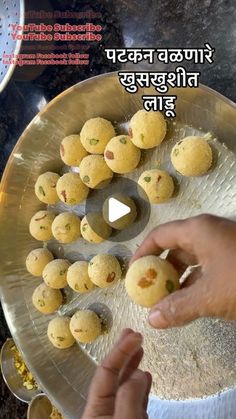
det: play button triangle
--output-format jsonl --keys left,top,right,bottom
{"left": 108, "top": 197, "right": 131, "bottom": 222}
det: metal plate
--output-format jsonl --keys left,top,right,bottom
{"left": 0, "top": 73, "right": 236, "bottom": 418}
{"left": 0, "top": 0, "right": 24, "bottom": 92}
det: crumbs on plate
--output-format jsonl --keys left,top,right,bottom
{"left": 50, "top": 406, "right": 65, "bottom": 419}
{"left": 11, "top": 344, "right": 38, "bottom": 390}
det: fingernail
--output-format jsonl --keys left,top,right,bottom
{"left": 133, "top": 332, "right": 143, "bottom": 343}
{"left": 149, "top": 310, "right": 169, "bottom": 328}
{"left": 134, "top": 331, "right": 143, "bottom": 339}
{"left": 144, "top": 371, "right": 152, "bottom": 381}
{"left": 132, "top": 369, "right": 145, "bottom": 380}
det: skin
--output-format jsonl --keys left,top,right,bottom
{"left": 82, "top": 329, "right": 152, "bottom": 419}
{"left": 131, "top": 214, "right": 236, "bottom": 328}
{"left": 83, "top": 215, "right": 236, "bottom": 417}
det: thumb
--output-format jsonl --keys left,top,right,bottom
{"left": 114, "top": 370, "right": 148, "bottom": 419}
{"left": 149, "top": 280, "right": 207, "bottom": 328}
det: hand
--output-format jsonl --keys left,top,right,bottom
{"left": 131, "top": 214, "right": 236, "bottom": 328}
{"left": 82, "top": 329, "right": 152, "bottom": 419}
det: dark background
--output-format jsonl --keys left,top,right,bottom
{"left": 1, "top": 0, "right": 236, "bottom": 417}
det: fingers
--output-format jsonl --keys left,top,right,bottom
{"left": 181, "top": 267, "right": 202, "bottom": 288}
{"left": 167, "top": 249, "right": 197, "bottom": 276}
{"left": 119, "top": 347, "right": 144, "bottom": 385}
{"left": 131, "top": 219, "right": 195, "bottom": 264}
{"left": 131, "top": 231, "right": 163, "bottom": 264}
{"left": 114, "top": 369, "right": 149, "bottom": 419}
{"left": 148, "top": 279, "right": 208, "bottom": 328}
{"left": 119, "top": 349, "right": 152, "bottom": 411}
{"left": 118, "top": 328, "right": 134, "bottom": 340}
{"left": 101, "top": 330, "right": 143, "bottom": 377}
{"left": 88, "top": 330, "right": 142, "bottom": 401}
{"left": 143, "top": 371, "right": 152, "bottom": 411}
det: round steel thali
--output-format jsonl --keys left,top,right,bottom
{"left": 0, "top": 73, "right": 236, "bottom": 418}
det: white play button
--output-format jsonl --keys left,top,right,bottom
{"left": 86, "top": 179, "right": 150, "bottom": 241}
{"left": 108, "top": 197, "right": 131, "bottom": 222}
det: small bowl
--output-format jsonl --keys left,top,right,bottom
{"left": 0, "top": 338, "right": 42, "bottom": 403}
{"left": 27, "top": 394, "right": 53, "bottom": 419}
